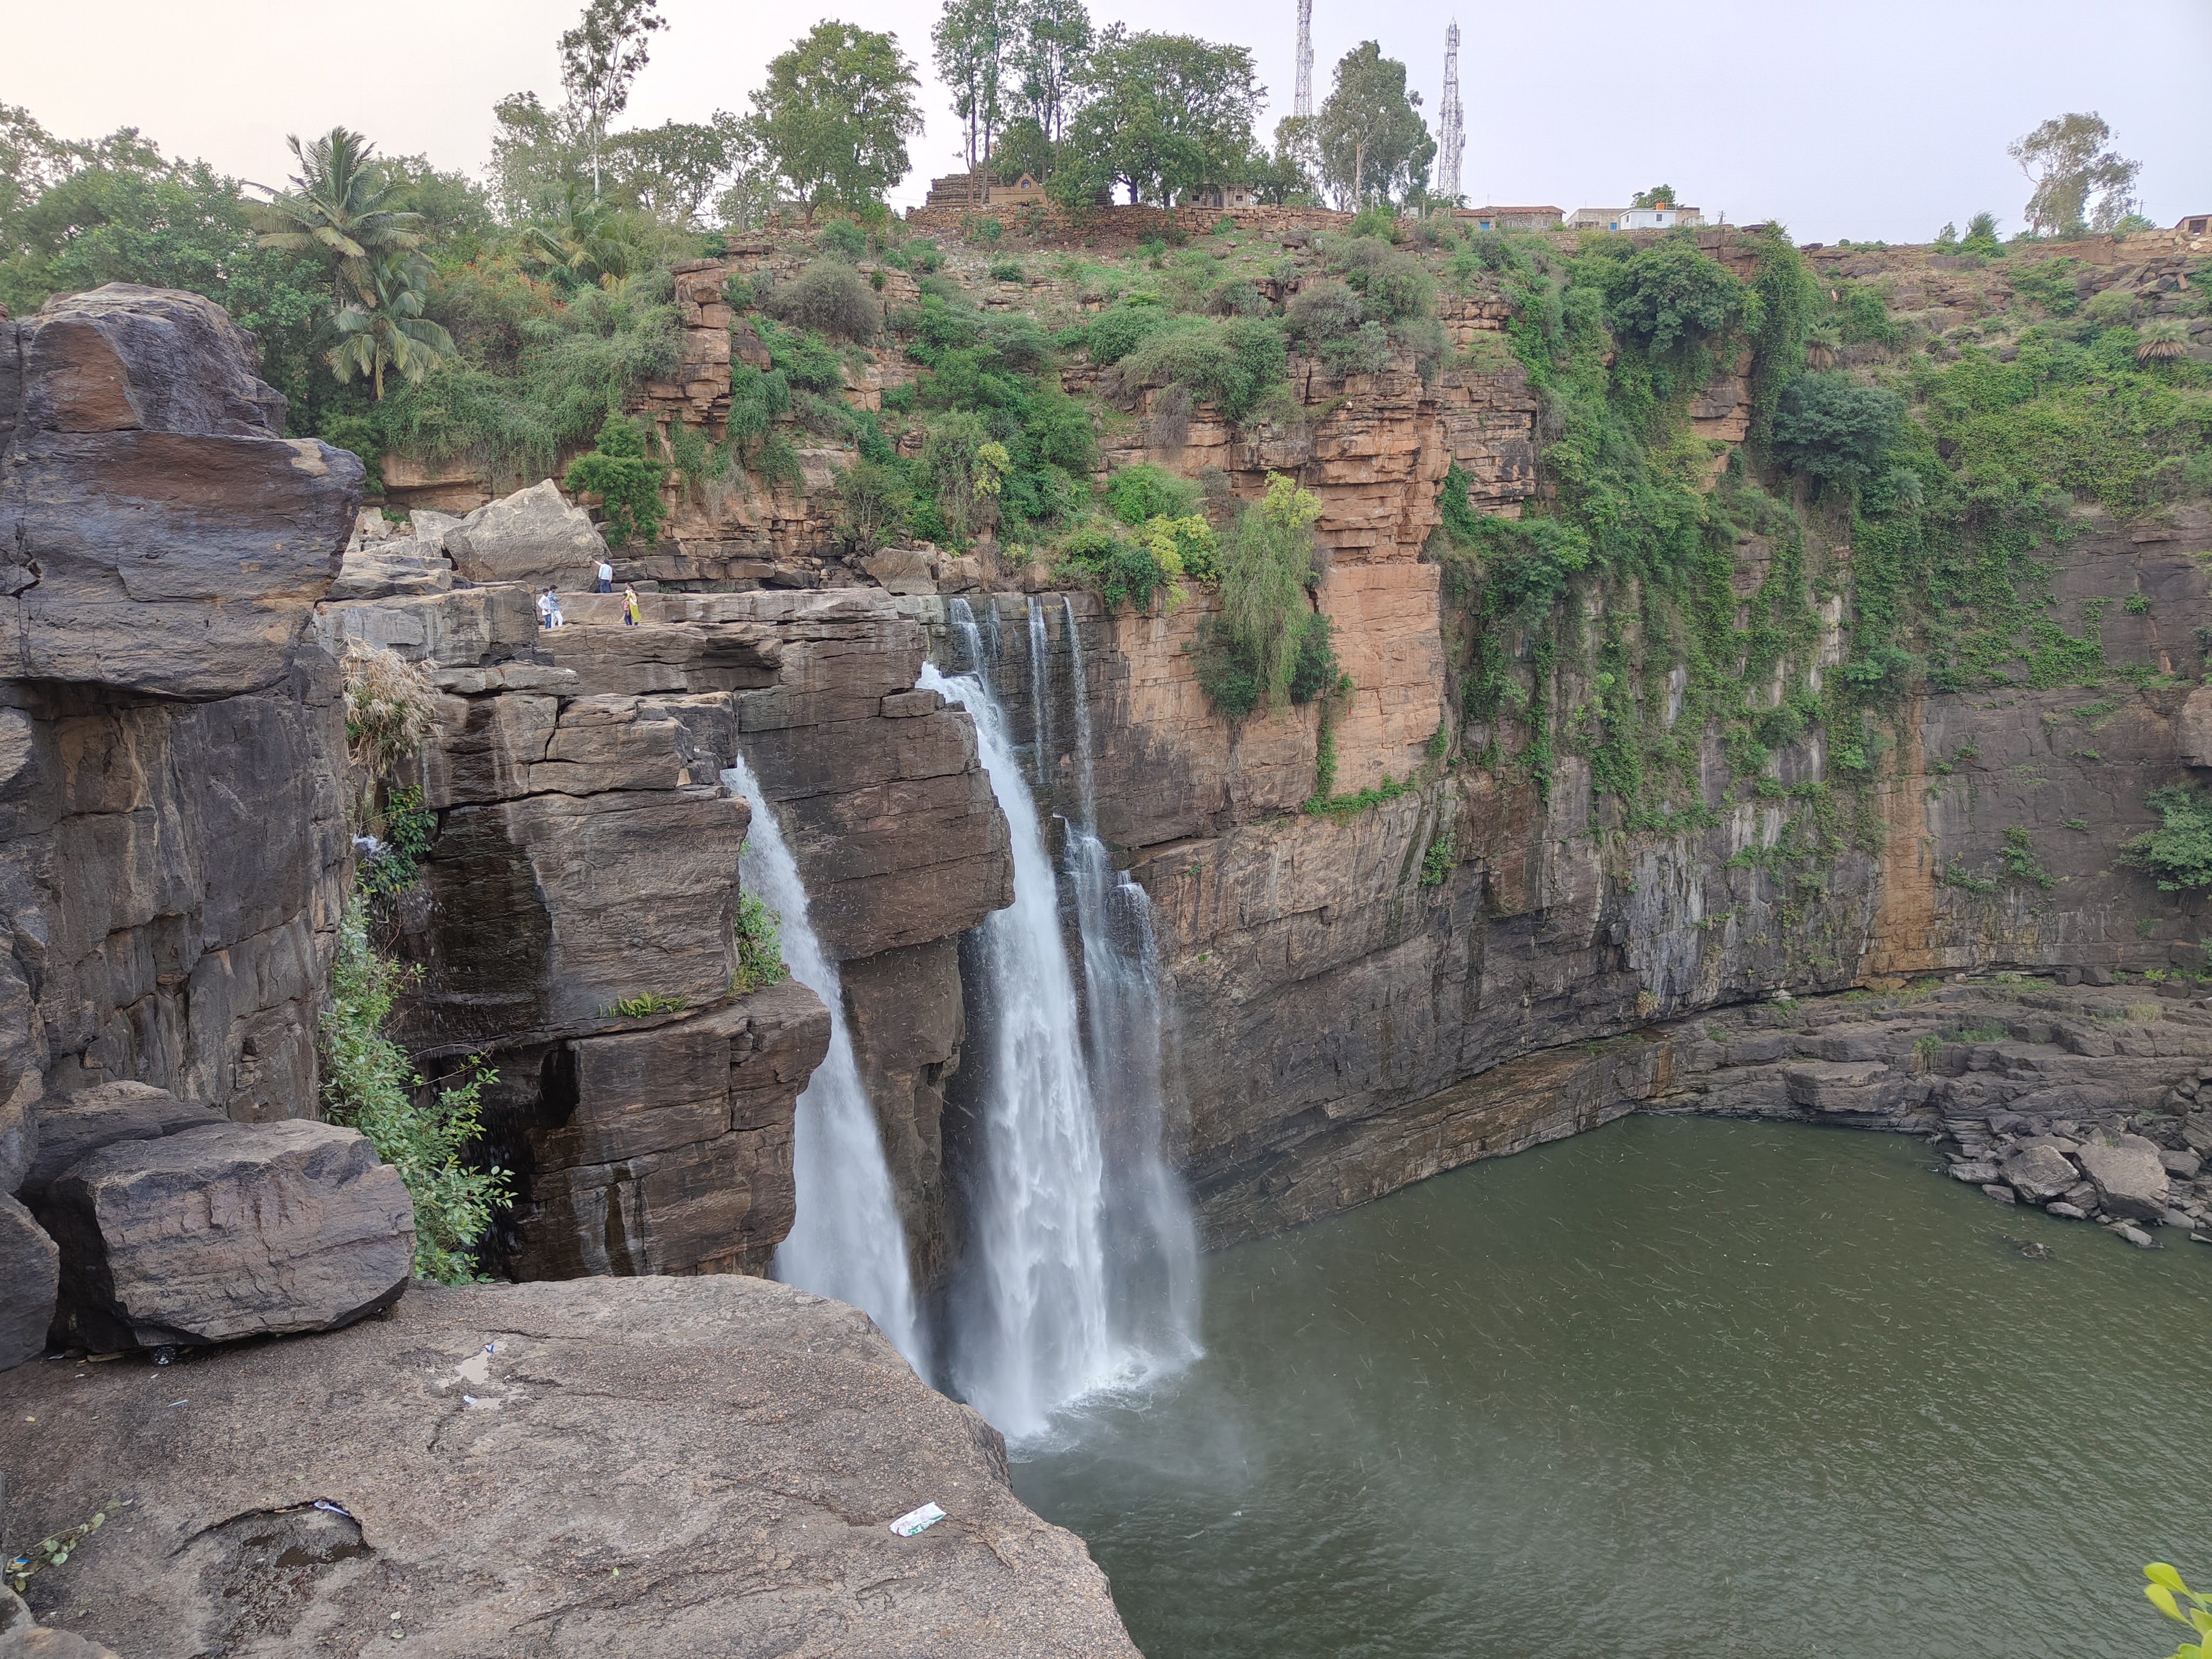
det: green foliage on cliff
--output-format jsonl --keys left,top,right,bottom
{"left": 323, "top": 899, "right": 510, "bottom": 1285}
{"left": 732, "top": 893, "right": 790, "bottom": 994}
{"left": 563, "top": 412, "right": 668, "bottom": 547}
{"left": 2120, "top": 787, "right": 2212, "bottom": 892}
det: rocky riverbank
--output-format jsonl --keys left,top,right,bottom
{"left": 0, "top": 1277, "right": 1137, "bottom": 1658}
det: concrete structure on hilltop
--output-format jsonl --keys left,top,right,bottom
{"left": 1461, "top": 205, "right": 1563, "bottom": 230}
{"left": 1436, "top": 23, "right": 1465, "bottom": 203}
{"left": 1569, "top": 204, "right": 1707, "bottom": 230}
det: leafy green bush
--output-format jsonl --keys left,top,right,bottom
{"left": 1320, "top": 321, "right": 1393, "bottom": 376}
{"left": 1194, "top": 618, "right": 1263, "bottom": 717}
{"left": 988, "top": 257, "right": 1027, "bottom": 283}
{"left": 1219, "top": 473, "right": 1321, "bottom": 709}
{"left": 563, "top": 413, "right": 667, "bottom": 547}
{"left": 721, "top": 273, "right": 756, "bottom": 310}
{"left": 1106, "top": 463, "right": 1202, "bottom": 524}
{"left": 1770, "top": 373, "right": 1904, "bottom": 485}
{"left": 1056, "top": 520, "right": 1174, "bottom": 611}
{"left": 817, "top": 219, "right": 868, "bottom": 259}
{"left": 1287, "top": 612, "right": 1341, "bottom": 703}
{"left": 1084, "top": 300, "right": 1176, "bottom": 363}
{"left": 757, "top": 318, "right": 845, "bottom": 392}
{"left": 2010, "top": 257, "right": 2083, "bottom": 318}
{"left": 322, "top": 899, "right": 509, "bottom": 1284}
{"left": 1120, "top": 315, "right": 1287, "bottom": 422}
{"left": 835, "top": 460, "right": 912, "bottom": 552}
{"left": 732, "top": 893, "right": 788, "bottom": 994}
{"left": 358, "top": 785, "right": 436, "bottom": 899}
{"left": 1287, "top": 279, "right": 1363, "bottom": 345}
{"left": 907, "top": 237, "right": 945, "bottom": 273}
{"left": 1420, "top": 833, "right": 1456, "bottom": 886}
{"left": 1609, "top": 241, "right": 1761, "bottom": 354}
{"left": 1833, "top": 280, "right": 1899, "bottom": 346}
{"left": 763, "top": 259, "right": 881, "bottom": 341}
{"left": 2121, "top": 786, "right": 2212, "bottom": 890}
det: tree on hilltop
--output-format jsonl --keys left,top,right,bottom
{"left": 1315, "top": 42, "right": 1432, "bottom": 209}
{"left": 247, "top": 127, "right": 424, "bottom": 311}
{"left": 2009, "top": 112, "right": 2140, "bottom": 236}
{"left": 1052, "top": 28, "right": 1262, "bottom": 207}
{"left": 753, "top": 22, "right": 923, "bottom": 220}
{"left": 558, "top": 0, "right": 668, "bottom": 200}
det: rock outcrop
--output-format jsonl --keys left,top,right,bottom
{"left": 442, "top": 478, "right": 609, "bottom": 589}
{"left": 0, "top": 1276, "right": 1141, "bottom": 1657}
{"left": 41, "top": 1119, "right": 414, "bottom": 1352}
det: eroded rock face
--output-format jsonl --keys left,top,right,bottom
{"left": 42, "top": 1120, "right": 415, "bottom": 1351}
{"left": 0, "top": 285, "right": 355, "bottom": 1193}
{"left": 0, "top": 1276, "right": 1141, "bottom": 1658}
{"left": 442, "top": 478, "right": 608, "bottom": 589}
{"left": 0, "top": 1196, "right": 58, "bottom": 1368}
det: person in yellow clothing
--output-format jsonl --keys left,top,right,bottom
{"left": 622, "top": 584, "right": 642, "bottom": 627}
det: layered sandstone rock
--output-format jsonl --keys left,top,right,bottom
{"left": 0, "top": 1276, "right": 1141, "bottom": 1657}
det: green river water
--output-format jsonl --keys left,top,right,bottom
{"left": 1012, "top": 1115, "right": 2212, "bottom": 1658}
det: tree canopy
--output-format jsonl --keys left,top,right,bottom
{"left": 1054, "top": 28, "right": 1263, "bottom": 206}
{"left": 558, "top": 0, "right": 668, "bottom": 199}
{"left": 2009, "top": 112, "right": 2140, "bottom": 236}
{"left": 1314, "top": 42, "right": 1432, "bottom": 208}
{"left": 752, "top": 22, "right": 923, "bottom": 219}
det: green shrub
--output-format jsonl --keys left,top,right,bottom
{"left": 1287, "top": 279, "right": 1363, "bottom": 344}
{"left": 320, "top": 413, "right": 385, "bottom": 490}
{"left": 1287, "top": 612, "right": 1340, "bottom": 703}
{"left": 1346, "top": 204, "right": 1398, "bottom": 241}
{"left": 1610, "top": 240, "right": 1761, "bottom": 353}
{"left": 2011, "top": 257, "right": 2084, "bottom": 318}
{"left": 721, "top": 273, "right": 756, "bottom": 310}
{"left": 1220, "top": 473, "right": 1321, "bottom": 709}
{"left": 1770, "top": 373, "right": 1904, "bottom": 485}
{"left": 358, "top": 784, "right": 436, "bottom": 899}
{"left": 1320, "top": 321, "right": 1392, "bottom": 376}
{"left": 1194, "top": 617, "right": 1263, "bottom": 717}
{"left": 835, "top": 460, "right": 912, "bottom": 552}
{"left": 1084, "top": 301, "right": 1176, "bottom": 364}
{"left": 757, "top": 318, "right": 845, "bottom": 392}
{"left": 322, "top": 898, "right": 509, "bottom": 1284}
{"left": 1120, "top": 315, "right": 1287, "bottom": 422}
{"left": 1136, "top": 512, "right": 1219, "bottom": 584}
{"left": 1421, "top": 833, "right": 1456, "bottom": 886}
{"left": 907, "top": 237, "right": 945, "bottom": 273}
{"left": 601, "top": 992, "right": 691, "bottom": 1018}
{"left": 1106, "top": 463, "right": 1202, "bottom": 524}
{"left": 2000, "top": 824, "right": 2055, "bottom": 888}
{"left": 563, "top": 413, "right": 667, "bottom": 548}
{"left": 763, "top": 259, "right": 881, "bottom": 341}
{"left": 818, "top": 219, "right": 868, "bottom": 259}
{"left": 1833, "top": 280, "right": 1899, "bottom": 346}
{"left": 732, "top": 893, "right": 788, "bottom": 994}
{"left": 2120, "top": 786, "right": 2212, "bottom": 890}
{"left": 988, "top": 257, "right": 1027, "bottom": 283}
{"left": 1056, "top": 519, "right": 1174, "bottom": 611}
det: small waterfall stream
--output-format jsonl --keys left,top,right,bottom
{"left": 721, "top": 754, "right": 923, "bottom": 1370}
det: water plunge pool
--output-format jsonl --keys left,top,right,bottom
{"left": 1013, "top": 1115, "right": 2212, "bottom": 1658}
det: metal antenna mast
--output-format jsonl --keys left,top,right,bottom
{"left": 1437, "top": 21, "right": 1465, "bottom": 203}
{"left": 1294, "top": 0, "right": 1314, "bottom": 119}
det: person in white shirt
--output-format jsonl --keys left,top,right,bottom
{"left": 536, "top": 588, "right": 553, "bottom": 628}
{"left": 596, "top": 558, "right": 613, "bottom": 592}
{"left": 547, "top": 588, "right": 565, "bottom": 628}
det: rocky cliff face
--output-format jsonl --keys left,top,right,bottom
{"left": 0, "top": 285, "right": 360, "bottom": 1137}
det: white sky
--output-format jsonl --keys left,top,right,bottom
{"left": 3, "top": 0, "right": 2207, "bottom": 242}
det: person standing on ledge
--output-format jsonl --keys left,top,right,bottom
{"left": 596, "top": 556, "right": 613, "bottom": 593}
{"left": 623, "top": 584, "right": 642, "bottom": 626}
{"left": 546, "top": 588, "right": 565, "bottom": 629}
{"left": 536, "top": 586, "right": 553, "bottom": 629}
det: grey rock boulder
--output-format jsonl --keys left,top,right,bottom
{"left": 864, "top": 547, "right": 939, "bottom": 596}
{"left": 442, "top": 478, "right": 609, "bottom": 588}
{"left": 408, "top": 507, "right": 464, "bottom": 552}
{"left": 2075, "top": 1133, "right": 2170, "bottom": 1222}
{"left": 325, "top": 541, "right": 455, "bottom": 602}
{"left": 2000, "top": 1141, "right": 2081, "bottom": 1205}
{"left": 1948, "top": 1159, "right": 2001, "bottom": 1184}
{"left": 0, "top": 1195, "right": 58, "bottom": 1370}
{"left": 0, "top": 1074, "right": 34, "bottom": 1196}
{"left": 20, "top": 1083, "right": 221, "bottom": 1205}
{"left": 43, "top": 1121, "right": 414, "bottom": 1351}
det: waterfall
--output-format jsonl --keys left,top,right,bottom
{"left": 1062, "top": 597, "right": 1202, "bottom": 1364}
{"left": 918, "top": 596, "right": 1200, "bottom": 1439}
{"left": 721, "top": 754, "right": 923, "bottom": 1370}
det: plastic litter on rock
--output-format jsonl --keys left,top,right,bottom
{"left": 312, "top": 1500, "right": 353, "bottom": 1519}
{"left": 888, "top": 1502, "right": 947, "bottom": 1537}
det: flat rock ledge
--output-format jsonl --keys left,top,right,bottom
{"left": 0, "top": 1277, "right": 1139, "bottom": 1658}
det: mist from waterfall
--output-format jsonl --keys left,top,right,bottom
{"left": 722, "top": 754, "right": 923, "bottom": 1371}
{"left": 919, "top": 595, "right": 1200, "bottom": 1440}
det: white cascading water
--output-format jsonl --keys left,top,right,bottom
{"left": 721, "top": 754, "right": 923, "bottom": 1370}
{"left": 918, "top": 596, "right": 1199, "bottom": 1438}
{"left": 1062, "top": 596, "right": 1203, "bottom": 1363}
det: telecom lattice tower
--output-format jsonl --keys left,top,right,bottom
{"left": 1294, "top": 0, "right": 1314, "bottom": 119}
{"left": 1436, "top": 21, "right": 1465, "bottom": 203}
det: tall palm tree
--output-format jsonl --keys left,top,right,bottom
{"left": 248, "top": 127, "right": 424, "bottom": 309}
{"left": 518, "top": 188, "right": 636, "bottom": 291}
{"left": 325, "top": 253, "right": 456, "bottom": 400}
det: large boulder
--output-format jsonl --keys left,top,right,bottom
{"left": 1999, "top": 1140, "right": 2081, "bottom": 1205}
{"left": 2074, "top": 1132, "right": 2170, "bottom": 1222}
{"left": 0, "top": 1196, "right": 58, "bottom": 1370}
{"left": 19, "top": 1082, "right": 221, "bottom": 1205}
{"left": 0, "top": 284, "right": 361, "bottom": 697}
{"left": 325, "top": 539, "right": 455, "bottom": 602}
{"left": 42, "top": 1120, "right": 415, "bottom": 1351}
{"left": 0, "top": 1277, "right": 1140, "bottom": 1657}
{"left": 442, "top": 478, "right": 609, "bottom": 588}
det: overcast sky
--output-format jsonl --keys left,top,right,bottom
{"left": 3, "top": 0, "right": 2207, "bottom": 243}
